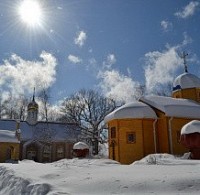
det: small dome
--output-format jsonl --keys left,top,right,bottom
{"left": 28, "top": 101, "right": 38, "bottom": 109}
{"left": 28, "top": 97, "right": 38, "bottom": 110}
{"left": 173, "top": 73, "right": 200, "bottom": 91}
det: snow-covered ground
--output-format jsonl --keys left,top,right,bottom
{"left": 0, "top": 154, "right": 200, "bottom": 195}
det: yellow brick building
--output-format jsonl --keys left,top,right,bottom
{"left": 105, "top": 72, "right": 200, "bottom": 164}
{"left": 0, "top": 130, "right": 20, "bottom": 163}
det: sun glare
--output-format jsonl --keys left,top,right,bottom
{"left": 18, "top": 0, "right": 43, "bottom": 27}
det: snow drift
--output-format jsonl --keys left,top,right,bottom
{"left": 0, "top": 155, "right": 200, "bottom": 194}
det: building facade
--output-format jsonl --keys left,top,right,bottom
{"left": 0, "top": 95, "right": 80, "bottom": 163}
{"left": 105, "top": 72, "right": 200, "bottom": 164}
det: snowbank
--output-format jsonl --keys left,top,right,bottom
{"left": 1, "top": 156, "right": 200, "bottom": 194}
{"left": 0, "top": 166, "right": 51, "bottom": 194}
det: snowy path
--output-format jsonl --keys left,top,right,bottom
{"left": 0, "top": 156, "right": 200, "bottom": 194}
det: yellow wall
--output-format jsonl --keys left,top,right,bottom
{"left": 156, "top": 118, "right": 169, "bottom": 153}
{"left": 118, "top": 120, "right": 143, "bottom": 164}
{"left": 170, "top": 118, "right": 191, "bottom": 155}
{"left": 142, "top": 120, "right": 155, "bottom": 155}
{"left": 108, "top": 119, "right": 155, "bottom": 164}
{"left": 172, "top": 88, "right": 200, "bottom": 103}
{"left": 151, "top": 109, "right": 191, "bottom": 155}
{"left": 0, "top": 142, "right": 20, "bottom": 163}
{"left": 108, "top": 115, "right": 194, "bottom": 164}
{"left": 156, "top": 116, "right": 192, "bottom": 155}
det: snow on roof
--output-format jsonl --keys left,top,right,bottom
{"left": 0, "top": 120, "right": 80, "bottom": 142}
{"left": 173, "top": 72, "right": 200, "bottom": 91}
{"left": 181, "top": 120, "right": 200, "bottom": 135}
{"left": 0, "top": 130, "right": 19, "bottom": 143}
{"left": 140, "top": 95, "right": 200, "bottom": 118}
{"left": 73, "top": 142, "right": 89, "bottom": 150}
{"left": 104, "top": 101, "right": 157, "bottom": 122}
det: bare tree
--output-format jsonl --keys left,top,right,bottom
{"left": 60, "top": 89, "right": 116, "bottom": 155}
{"left": 0, "top": 93, "right": 29, "bottom": 120}
{"left": 17, "top": 94, "right": 29, "bottom": 120}
{"left": 47, "top": 105, "right": 62, "bottom": 122}
{"left": 1, "top": 92, "right": 16, "bottom": 119}
{"left": 38, "top": 88, "right": 51, "bottom": 122}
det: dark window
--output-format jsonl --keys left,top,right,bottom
{"left": 110, "top": 127, "right": 116, "bottom": 138}
{"left": 127, "top": 132, "right": 136, "bottom": 144}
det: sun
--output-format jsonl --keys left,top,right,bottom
{"left": 18, "top": 0, "right": 43, "bottom": 27}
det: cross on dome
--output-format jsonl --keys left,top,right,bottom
{"left": 180, "top": 51, "right": 188, "bottom": 73}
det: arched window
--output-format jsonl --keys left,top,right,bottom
{"left": 43, "top": 145, "right": 51, "bottom": 162}
{"left": 6, "top": 146, "right": 14, "bottom": 160}
{"left": 56, "top": 145, "right": 64, "bottom": 159}
{"left": 27, "top": 146, "right": 37, "bottom": 161}
{"left": 43, "top": 145, "right": 51, "bottom": 156}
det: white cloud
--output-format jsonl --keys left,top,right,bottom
{"left": 144, "top": 47, "right": 182, "bottom": 94}
{"left": 0, "top": 51, "right": 57, "bottom": 97}
{"left": 161, "top": 20, "right": 173, "bottom": 32}
{"left": 182, "top": 32, "right": 193, "bottom": 46}
{"left": 103, "top": 54, "right": 116, "bottom": 69}
{"left": 68, "top": 55, "right": 82, "bottom": 64}
{"left": 175, "top": 1, "right": 199, "bottom": 18}
{"left": 144, "top": 33, "right": 195, "bottom": 94}
{"left": 98, "top": 69, "right": 141, "bottom": 103}
{"left": 74, "top": 31, "right": 87, "bottom": 47}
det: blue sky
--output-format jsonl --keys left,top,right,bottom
{"left": 0, "top": 0, "right": 200, "bottom": 104}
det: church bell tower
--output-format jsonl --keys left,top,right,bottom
{"left": 27, "top": 88, "right": 38, "bottom": 125}
{"left": 172, "top": 52, "right": 200, "bottom": 103}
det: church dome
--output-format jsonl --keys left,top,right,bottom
{"left": 27, "top": 97, "right": 38, "bottom": 110}
{"left": 173, "top": 73, "right": 200, "bottom": 91}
